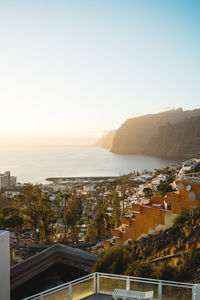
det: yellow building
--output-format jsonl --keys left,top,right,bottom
{"left": 104, "top": 176, "right": 200, "bottom": 247}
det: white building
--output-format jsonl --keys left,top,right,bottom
{"left": 83, "top": 184, "right": 96, "bottom": 192}
{"left": 52, "top": 184, "right": 66, "bottom": 192}
{"left": 0, "top": 230, "right": 10, "bottom": 300}
{"left": 0, "top": 171, "right": 17, "bottom": 189}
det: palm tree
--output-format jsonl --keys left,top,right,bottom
{"left": 58, "top": 192, "right": 70, "bottom": 243}
{"left": 19, "top": 183, "right": 42, "bottom": 242}
{"left": 108, "top": 191, "right": 121, "bottom": 228}
{"left": 39, "top": 193, "right": 58, "bottom": 242}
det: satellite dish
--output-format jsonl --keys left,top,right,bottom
{"left": 186, "top": 185, "right": 191, "bottom": 191}
{"left": 190, "top": 192, "right": 196, "bottom": 201}
{"left": 179, "top": 184, "right": 184, "bottom": 190}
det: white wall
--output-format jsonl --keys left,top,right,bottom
{"left": 0, "top": 231, "right": 10, "bottom": 300}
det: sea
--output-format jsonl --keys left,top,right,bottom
{"left": 0, "top": 146, "right": 180, "bottom": 184}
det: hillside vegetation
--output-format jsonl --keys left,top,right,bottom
{"left": 93, "top": 212, "right": 200, "bottom": 283}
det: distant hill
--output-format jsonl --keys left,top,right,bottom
{"left": 94, "top": 130, "right": 117, "bottom": 149}
{"left": 110, "top": 108, "right": 200, "bottom": 159}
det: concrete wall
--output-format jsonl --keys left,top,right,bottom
{"left": 169, "top": 181, "right": 200, "bottom": 213}
{"left": 148, "top": 213, "right": 177, "bottom": 235}
{"left": 114, "top": 205, "right": 167, "bottom": 244}
{"left": 0, "top": 230, "right": 10, "bottom": 300}
{"left": 164, "top": 213, "right": 178, "bottom": 227}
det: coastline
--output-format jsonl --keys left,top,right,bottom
{"left": 46, "top": 176, "right": 118, "bottom": 183}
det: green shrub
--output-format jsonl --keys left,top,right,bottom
{"left": 125, "top": 261, "right": 154, "bottom": 278}
{"left": 173, "top": 210, "right": 190, "bottom": 226}
{"left": 93, "top": 246, "right": 131, "bottom": 274}
{"left": 154, "top": 262, "right": 179, "bottom": 280}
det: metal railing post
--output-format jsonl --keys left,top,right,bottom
{"left": 126, "top": 277, "right": 130, "bottom": 290}
{"left": 97, "top": 273, "right": 100, "bottom": 293}
{"left": 158, "top": 281, "right": 162, "bottom": 300}
{"left": 40, "top": 294, "right": 44, "bottom": 300}
{"left": 93, "top": 273, "right": 96, "bottom": 294}
{"left": 196, "top": 284, "right": 200, "bottom": 300}
{"left": 69, "top": 283, "right": 72, "bottom": 300}
{"left": 192, "top": 285, "right": 195, "bottom": 300}
{"left": 193, "top": 284, "right": 200, "bottom": 300}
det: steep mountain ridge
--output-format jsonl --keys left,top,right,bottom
{"left": 111, "top": 108, "right": 186, "bottom": 154}
{"left": 110, "top": 108, "right": 200, "bottom": 159}
{"left": 93, "top": 130, "right": 116, "bottom": 149}
{"left": 148, "top": 116, "right": 200, "bottom": 158}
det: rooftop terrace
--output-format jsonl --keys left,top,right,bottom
{"left": 22, "top": 272, "right": 200, "bottom": 300}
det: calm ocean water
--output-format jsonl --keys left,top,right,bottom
{"left": 0, "top": 146, "right": 179, "bottom": 184}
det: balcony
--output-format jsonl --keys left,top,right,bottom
{"left": 22, "top": 272, "right": 200, "bottom": 300}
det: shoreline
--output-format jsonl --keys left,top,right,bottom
{"left": 46, "top": 176, "right": 119, "bottom": 182}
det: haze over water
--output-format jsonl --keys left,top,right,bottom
{"left": 0, "top": 146, "right": 179, "bottom": 184}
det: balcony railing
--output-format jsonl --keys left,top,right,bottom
{"left": 22, "top": 272, "right": 200, "bottom": 300}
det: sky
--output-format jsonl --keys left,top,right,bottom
{"left": 0, "top": 0, "right": 199, "bottom": 144}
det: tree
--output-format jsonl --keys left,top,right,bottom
{"left": 177, "top": 248, "right": 200, "bottom": 281}
{"left": 0, "top": 190, "right": 8, "bottom": 210}
{"left": 108, "top": 191, "right": 121, "bottom": 228}
{"left": 173, "top": 210, "right": 190, "bottom": 226}
{"left": 155, "top": 262, "right": 179, "bottom": 280}
{"left": 143, "top": 187, "right": 153, "bottom": 199}
{"left": 117, "top": 174, "right": 131, "bottom": 215}
{"left": 39, "top": 193, "right": 58, "bottom": 242}
{"left": 84, "top": 194, "right": 95, "bottom": 226}
{"left": 58, "top": 192, "right": 70, "bottom": 242}
{"left": 157, "top": 180, "right": 173, "bottom": 196}
{"left": 125, "top": 261, "right": 154, "bottom": 278}
{"left": 87, "top": 211, "right": 111, "bottom": 240}
{"left": 87, "top": 189, "right": 112, "bottom": 240}
{"left": 0, "top": 205, "right": 24, "bottom": 239}
{"left": 19, "top": 184, "right": 42, "bottom": 242}
{"left": 65, "top": 190, "right": 83, "bottom": 243}
{"left": 93, "top": 246, "right": 131, "bottom": 274}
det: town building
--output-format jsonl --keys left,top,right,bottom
{"left": 104, "top": 174, "right": 200, "bottom": 247}
{"left": 0, "top": 230, "right": 10, "bottom": 300}
{"left": 0, "top": 171, "right": 17, "bottom": 189}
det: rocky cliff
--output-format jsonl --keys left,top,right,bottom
{"left": 94, "top": 130, "right": 116, "bottom": 149}
{"left": 111, "top": 108, "right": 200, "bottom": 159}
{"left": 148, "top": 116, "right": 200, "bottom": 159}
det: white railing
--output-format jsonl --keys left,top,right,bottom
{"left": 22, "top": 273, "right": 94, "bottom": 300}
{"left": 22, "top": 272, "right": 200, "bottom": 300}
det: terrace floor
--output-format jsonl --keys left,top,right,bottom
{"left": 82, "top": 293, "right": 113, "bottom": 300}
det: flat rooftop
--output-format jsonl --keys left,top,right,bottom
{"left": 82, "top": 294, "right": 112, "bottom": 300}
{"left": 0, "top": 230, "right": 8, "bottom": 236}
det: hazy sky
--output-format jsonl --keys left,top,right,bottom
{"left": 0, "top": 0, "right": 199, "bottom": 142}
